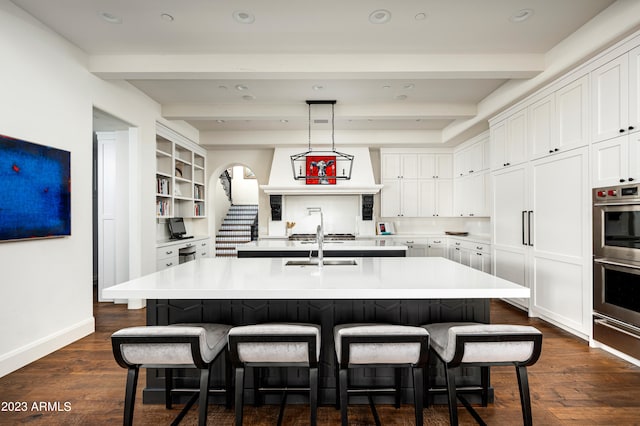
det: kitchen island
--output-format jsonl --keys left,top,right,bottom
{"left": 236, "top": 238, "right": 407, "bottom": 258}
{"left": 103, "top": 257, "right": 529, "bottom": 405}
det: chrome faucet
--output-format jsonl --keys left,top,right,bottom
{"left": 307, "top": 207, "right": 323, "bottom": 266}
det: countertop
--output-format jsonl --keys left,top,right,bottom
{"left": 237, "top": 239, "right": 408, "bottom": 252}
{"left": 102, "top": 257, "right": 529, "bottom": 300}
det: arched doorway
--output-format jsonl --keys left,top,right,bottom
{"left": 210, "top": 164, "right": 259, "bottom": 257}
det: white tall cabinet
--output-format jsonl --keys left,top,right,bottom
{"left": 490, "top": 70, "right": 592, "bottom": 337}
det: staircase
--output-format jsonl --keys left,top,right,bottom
{"left": 215, "top": 204, "right": 258, "bottom": 257}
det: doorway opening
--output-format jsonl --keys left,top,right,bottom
{"left": 92, "top": 108, "right": 138, "bottom": 303}
{"left": 212, "top": 164, "right": 259, "bottom": 257}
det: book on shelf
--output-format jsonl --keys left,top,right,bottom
{"left": 156, "top": 199, "right": 170, "bottom": 216}
{"left": 157, "top": 176, "right": 170, "bottom": 195}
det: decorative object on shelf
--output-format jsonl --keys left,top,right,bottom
{"left": 377, "top": 222, "right": 394, "bottom": 235}
{"left": 175, "top": 164, "right": 183, "bottom": 177}
{"left": 291, "top": 100, "right": 354, "bottom": 183}
{"left": 286, "top": 221, "right": 296, "bottom": 237}
{"left": 445, "top": 231, "right": 469, "bottom": 236}
{"left": 243, "top": 167, "right": 256, "bottom": 179}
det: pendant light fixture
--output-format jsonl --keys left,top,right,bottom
{"left": 290, "top": 100, "right": 354, "bottom": 184}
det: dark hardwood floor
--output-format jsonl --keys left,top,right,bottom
{"left": 1, "top": 298, "right": 640, "bottom": 425}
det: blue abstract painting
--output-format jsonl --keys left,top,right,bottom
{"left": 0, "top": 134, "right": 71, "bottom": 241}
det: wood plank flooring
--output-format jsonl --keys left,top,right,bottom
{"left": 1, "top": 298, "right": 639, "bottom": 425}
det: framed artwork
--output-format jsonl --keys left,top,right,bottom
{"left": 377, "top": 222, "right": 393, "bottom": 235}
{"left": 305, "top": 155, "right": 336, "bottom": 185}
{"left": 243, "top": 167, "right": 255, "bottom": 179}
{"left": 0, "top": 134, "right": 71, "bottom": 241}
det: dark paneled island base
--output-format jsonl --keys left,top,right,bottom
{"left": 143, "top": 297, "right": 491, "bottom": 405}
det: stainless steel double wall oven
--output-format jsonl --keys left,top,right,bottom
{"left": 593, "top": 183, "right": 640, "bottom": 359}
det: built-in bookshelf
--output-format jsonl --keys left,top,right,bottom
{"left": 155, "top": 123, "right": 206, "bottom": 219}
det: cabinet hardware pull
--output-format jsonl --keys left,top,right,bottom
{"left": 166, "top": 250, "right": 173, "bottom": 255}
{"left": 522, "top": 210, "right": 527, "bottom": 245}
{"left": 554, "top": 148, "right": 559, "bottom": 152}
{"left": 630, "top": 126, "right": 635, "bottom": 131}
{"left": 549, "top": 149, "right": 553, "bottom": 153}
{"left": 630, "top": 177, "right": 635, "bottom": 182}
{"left": 477, "top": 253, "right": 482, "bottom": 256}
{"left": 620, "top": 178, "right": 626, "bottom": 183}
{"left": 476, "top": 246, "right": 483, "bottom": 250}
{"left": 620, "top": 128, "right": 626, "bottom": 133}
{"left": 166, "top": 262, "right": 173, "bottom": 267}
{"left": 528, "top": 211, "right": 534, "bottom": 247}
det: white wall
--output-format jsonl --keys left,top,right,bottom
{"left": 0, "top": 3, "right": 199, "bottom": 377}
{"left": 230, "top": 165, "right": 259, "bottom": 205}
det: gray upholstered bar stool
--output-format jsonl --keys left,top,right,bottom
{"left": 228, "top": 323, "right": 321, "bottom": 426}
{"left": 422, "top": 322, "right": 543, "bottom": 426}
{"left": 111, "top": 323, "right": 232, "bottom": 426}
{"left": 333, "top": 323, "right": 429, "bottom": 426}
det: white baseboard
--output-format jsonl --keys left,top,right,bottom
{"left": 0, "top": 317, "right": 95, "bottom": 378}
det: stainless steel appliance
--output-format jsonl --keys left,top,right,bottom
{"left": 593, "top": 184, "right": 640, "bottom": 359}
{"left": 593, "top": 184, "right": 640, "bottom": 262}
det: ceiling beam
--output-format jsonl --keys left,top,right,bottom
{"left": 89, "top": 53, "right": 543, "bottom": 80}
{"left": 162, "top": 102, "right": 476, "bottom": 121}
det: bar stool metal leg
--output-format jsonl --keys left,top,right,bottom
{"left": 235, "top": 367, "right": 245, "bottom": 426}
{"left": 124, "top": 367, "right": 139, "bottom": 426}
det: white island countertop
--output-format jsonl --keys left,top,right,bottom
{"left": 236, "top": 239, "right": 407, "bottom": 252}
{"left": 102, "top": 257, "right": 529, "bottom": 300}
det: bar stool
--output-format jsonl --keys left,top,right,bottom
{"left": 228, "top": 323, "right": 321, "bottom": 426}
{"left": 111, "top": 323, "right": 232, "bottom": 426}
{"left": 422, "top": 322, "right": 543, "bottom": 426}
{"left": 333, "top": 323, "right": 429, "bottom": 426}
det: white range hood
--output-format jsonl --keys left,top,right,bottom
{"left": 260, "top": 146, "right": 382, "bottom": 195}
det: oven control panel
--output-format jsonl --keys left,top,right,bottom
{"left": 593, "top": 184, "right": 639, "bottom": 203}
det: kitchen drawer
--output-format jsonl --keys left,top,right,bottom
{"left": 156, "top": 256, "right": 178, "bottom": 270}
{"left": 156, "top": 246, "right": 179, "bottom": 260}
{"left": 461, "top": 241, "right": 490, "bottom": 253}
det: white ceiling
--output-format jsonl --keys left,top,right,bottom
{"left": 12, "top": 0, "right": 621, "bottom": 145}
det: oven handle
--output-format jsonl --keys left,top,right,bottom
{"left": 594, "top": 318, "right": 640, "bottom": 340}
{"left": 594, "top": 202, "right": 640, "bottom": 207}
{"left": 522, "top": 211, "right": 527, "bottom": 245}
{"left": 594, "top": 258, "right": 640, "bottom": 270}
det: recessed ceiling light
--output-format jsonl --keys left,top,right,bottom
{"left": 395, "top": 95, "right": 408, "bottom": 100}
{"left": 216, "top": 120, "right": 226, "bottom": 123}
{"left": 233, "top": 10, "right": 255, "bottom": 24}
{"left": 382, "top": 85, "right": 392, "bottom": 89}
{"left": 160, "top": 13, "right": 174, "bottom": 22}
{"left": 235, "top": 84, "right": 249, "bottom": 91}
{"left": 99, "top": 12, "right": 122, "bottom": 24}
{"left": 403, "top": 83, "right": 415, "bottom": 90}
{"left": 510, "top": 8, "right": 534, "bottom": 23}
{"left": 280, "top": 119, "right": 289, "bottom": 123}
{"left": 218, "top": 85, "right": 228, "bottom": 90}
{"left": 242, "top": 95, "right": 255, "bottom": 101}
{"left": 312, "top": 85, "right": 324, "bottom": 91}
{"left": 369, "top": 9, "right": 391, "bottom": 24}
{"left": 414, "top": 12, "right": 427, "bottom": 21}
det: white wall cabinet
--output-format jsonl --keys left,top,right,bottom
{"left": 490, "top": 108, "right": 527, "bottom": 170}
{"left": 453, "top": 171, "right": 490, "bottom": 217}
{"left": 529, "top": 75, "right": 589, "bottom": 161}
{"left": 591, "top": 46, "right": 640, "bottom": 143}
{"left": 156, "top": 124, "right": 207, "bottom": 219}
{"left": 592, "top": 134, "right": 640, "bottom": 186}
{"left": 380, "top": 151, "right": 453, "bottom": 217}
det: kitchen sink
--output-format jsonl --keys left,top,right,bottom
{"left": 285, "top": 259, "right": 357, "bottom": 266}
